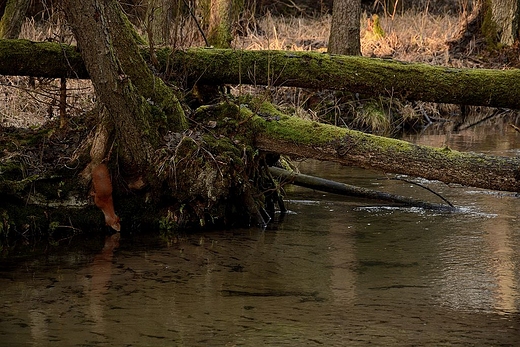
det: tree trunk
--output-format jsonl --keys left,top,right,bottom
{"left": 61, "top": 0, "right": 187, "bottom": 172}
{"left": 3, "top": 42, "right": 520, "bottom": 109}
{"left": 488, "top": 0, "right": 519, "bottom": 46}
{"left": 0, "top": 0, "right": 30, "bottom": 39}
{"left": 450, "top": 0, "right": 520, "bottom": 52}
{"left": 328, "top": 0, "right": 361, "bottom": 55}
{"left": 3, "top": 98, "right": 520, "bottom": 242}
{"left": 166, "top": 48, "right": 520, "bottom": 109}
{"left": 207, "top": 0, "right": 234, "bottom": 48}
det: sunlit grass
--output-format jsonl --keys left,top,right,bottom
{"left": 235, "top": 9, "right": 462, "bottom": 65}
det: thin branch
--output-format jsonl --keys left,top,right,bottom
{"left": 182, "top": 0, "right": 209, "bottom": 47}
{"left": 269, "top": 166, "right": 456, "bottom": 211}
{"left": 392, "top": 176, "right": 454, "bottom": 208}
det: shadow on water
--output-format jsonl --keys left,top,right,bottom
{"left": 1, "top": 123, "right": 520, "bottom": 346}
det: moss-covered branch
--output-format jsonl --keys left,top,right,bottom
{"left": 3, "top": 39, "right": 520, "bottom": 108}
{"left": 168, "top": 48, "right": 520, "bottom": 109}
{"left": 0, "top": 39, "right": 88, "bottom": 78}
{"left": 248, "top": 104, "right": 520, "bottom": 192}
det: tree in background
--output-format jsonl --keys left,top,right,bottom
{"left": 198, "top": 0, "right": 242, "bottom": 48}
{"left": 450, "top": 0, "right": 520, "bottom": 53}
{"left": 483, "top": 0, "right": 519, "bottom": 46}
{"left": 0, "top": 0, "right": 30, "bottom": 38}
{"left": 207, "top": 0, "right": 233, "bottom": 47}
{"left": 327, "top": 0, "right": 361, "bottom": 55}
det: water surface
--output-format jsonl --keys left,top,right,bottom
{"left": 1, "top": 125, "right": 519, "bottom": 346}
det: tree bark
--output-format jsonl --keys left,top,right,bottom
{"left": 3, "top": 42, "right": 520, "bottom": 109}
{"left": 328, "top": 0, "right": 361, "bottom": 55}
{"left": 207, "top": 0, "right": 234, "bottom": 48}
{"left": 268, "top": 166, "right": 455, "bottom": 210}
{"left": 61, "top": 0, "right": 186, "bottom": 172}
{"left": 166, "top": 49, "right": 520, "bottom": 109}
{"left": 450, "top": 0, "right": 520, "bottom": 52}
{"left": 0, "top": 0, "right": 30, "bottom": 39}
{"left": 489, "top": 0, "right": 519, "bottom": 46}
{"left": 3, "top": 97, "right": 520, "bottom": 240}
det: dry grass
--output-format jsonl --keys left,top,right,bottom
{"left": 234, "top": 9, "right": 463, "bottom": 66}
{"left": 361, "top": 11, "right": 459, "bottom": 64}
{"left": 235, "top": 13, "right": 330, "bottom": 51}
{"left": 0, "top": 7, "right": 492, "bottom": 133}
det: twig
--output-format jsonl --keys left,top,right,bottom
{"left": 510, "top": 123, "right": 520, "bottom": 133}
{"left": 393, "top": 176, "right": 454, "bottom": 207}
{"left": 182, "top": 0, "right": 209, "bottom": 47}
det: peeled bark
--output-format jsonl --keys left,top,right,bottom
{"left": 2, "top": 42, "right": 520, "bottom": 109}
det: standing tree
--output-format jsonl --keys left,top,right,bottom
{"left": 207, "top": 0, "right": 234, "bottom": 48}
{"left": 58, "top": 0, "right": 270, "bottom": 230}
{"left": 450, "top": 0, "right": 520, "bottom": 52}
{"left": 0, "top": 0, "right": 30, "bottom": 39}
{"left": 62, "top": 0, "right": 187, "bottom": 173}
{"left": 327, "top": 0, "right": 361, "bottom": 55}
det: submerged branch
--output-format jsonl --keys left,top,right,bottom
{"left": 269, "top": 166, "right": 455, "bottom": 211}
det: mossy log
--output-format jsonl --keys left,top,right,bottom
{"left": 2, "top": 39, "right": 520, "bottom": 108}
{"left": 248, "top": 104, "right": 520, "bottom": 192}
{"left": 0, "top": 39, "right": 89, "bottom": 78}
{"left": 167, "top": 49, "right": 520, "bottom": 109}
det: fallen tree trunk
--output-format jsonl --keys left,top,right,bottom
{"left": 247, "top": 104, "right": 520, "bottom": 192}
{"left": 268, "top": 166, "right": 455, "bottom": 211}
{"left": 0, "top": 39, "right": 89, "bottom": 78}
{"left": 2, "top": 39, "right": 520, "bottom": 108}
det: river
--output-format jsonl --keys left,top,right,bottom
{"left": 1, "top": 122, "right": 519, "bottom": 346}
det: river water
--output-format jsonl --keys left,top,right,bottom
{"left": 1, "top": 123, "right": 520, "bottom": 346}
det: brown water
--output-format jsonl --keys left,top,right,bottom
{"left": 1, "top": 125, "right": 520, "bottom": 346}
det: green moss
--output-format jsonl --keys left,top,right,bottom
{"left": 251, "top": 101, "right": 348, "bottom": 146}
{"left": 371, "top": 14, "right": 386, "bottom": 39}
{"left": 481, "top": 0, "right": 500, "bottom": 49}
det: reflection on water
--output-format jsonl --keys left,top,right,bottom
{"left": 88, "top": 233, "right": 120, "bottom": 338}
{"left": 1, "top": 126, "right": 520, "bottom": 346}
